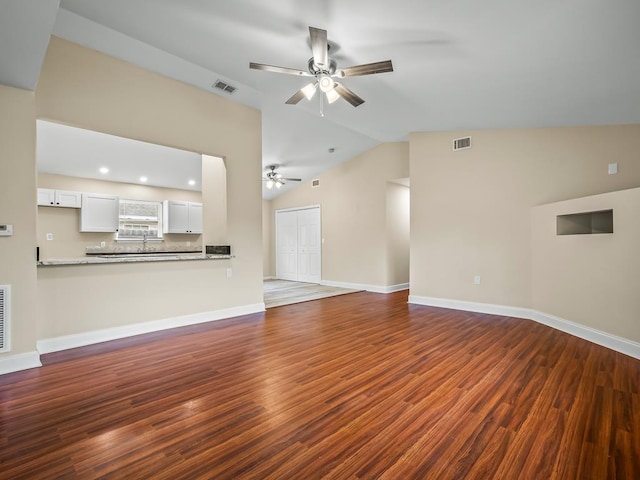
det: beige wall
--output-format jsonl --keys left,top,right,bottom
{"left": 386, "top": 182, "right": 410, "bottom": 286}
{"left": 37, "top": 173, "right": 204, "bottom": 258}
{"left": 532, "top": 188, "right": 640, "bottom": 343}
{"left": 202, "top": 154, "right": 227, "bottom": 245}
{"left": 410, "top": 125, "right": 640, "bottom": 312}
{"left": 269, "top": 142, "right": 409, "bottom": 286}
{"left": 262, "top": 199, "right": 272, "bottom": 278}
{"left": 34, "top": 37, "right": 262, "bottom": 341}
{"left": 0, "top": 85, "right": 38, "bottom": 357}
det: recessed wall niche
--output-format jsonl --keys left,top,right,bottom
{"left": 556, "top": 209, "right": 613, "bottom": 235}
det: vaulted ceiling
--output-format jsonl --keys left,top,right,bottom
{"left": 2, "top": 0, "right": 639, "bottom": 198}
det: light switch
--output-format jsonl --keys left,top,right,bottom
{"left": 474, "top": 275, "right": 481, "bottom": 285}
{"left": 608, "top": 163, "right": 618, "bottom": 175}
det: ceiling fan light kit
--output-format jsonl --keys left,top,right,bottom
{"left": 301, "top": 82, "right": 317, "bottom": 101}
{"left": 250, "top": 26, "right": 393, "bottom": 111}
{"left": 318, "top": 74, "right": 333, "bottom": 92}
{"left": 325, "top": 88, "right": 340, "bottom": 104}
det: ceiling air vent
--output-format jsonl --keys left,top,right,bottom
{"left": 453, "top": 136, "right": 471, "bottom": 151}
{"left": 213, "top": 80, "right": 237, "bottom": 94}
{"left": 312, "top": 179, "right": 320, "bottom": 188}
{"left": 0, "top": 285, "right": 9, "bottom": 352}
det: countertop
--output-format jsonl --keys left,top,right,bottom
{"left": 37, "top": 253, "right": 233, "bottom": 266}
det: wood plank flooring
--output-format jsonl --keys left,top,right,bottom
{"left": 1, "top": 291, "right": 639, "bottom": 479}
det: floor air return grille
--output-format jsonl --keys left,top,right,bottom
{"left": 0, "top": 285, "right": 9, "bottom": 352}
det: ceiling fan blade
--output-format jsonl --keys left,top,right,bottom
{"left": 333, "top": 83, "right": 365, "bottom": 107}
{"left": 249, "top": 62, "right": 310, "bottom": 76}
{"left": 281, "top": 178, "right": 302, "bottom": 182}
{"left": 309, "top": 26, "right": 328, "bottom": 69}
{"left": 336, "top": 60, "right": 394, "bottom": 77}
{"left": 285, "top": 90, "right": 306, "bottom": 105}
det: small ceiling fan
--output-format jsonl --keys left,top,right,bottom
{"left": 250, "top": 26, "right": 393, "bottom": 108}
{"left": 263, "top": 165, "right": 301, "bottom": 190}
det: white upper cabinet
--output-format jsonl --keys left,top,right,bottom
{"left": 163, "top": 200, "right": 203, "bottom": 234}
{"left": 80, "top": 193, "right": 119, "bottom": 232}
{"left": 37, "top": 188, "right": 82, "bottom": 208}
{"left": 187, "top": 202, "right": 203, "bottom": 234}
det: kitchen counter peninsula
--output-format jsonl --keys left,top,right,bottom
{"left": 37, "top": 253, "right": 232, "bottom": 266}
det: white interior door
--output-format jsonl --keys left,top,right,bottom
{"left": 276, "top": 210, "right": 298, "bottom": 281}
{"left": 297, "top": 208, "right": 321, "bottom": 283}
{"left": 276, "top": 206, "right": 321, "bottom": 283}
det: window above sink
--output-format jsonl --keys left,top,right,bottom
{"left": 117, "top": 198, "right": 163, "bottom": 241}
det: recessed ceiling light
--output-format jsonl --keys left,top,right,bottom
{"left": 99, "top": 167, "right": 109, "bottom": 174}
{"left": 139, "top": 176, "right": 148, "bottom": 183}
{"left": 188, "top": 179, "right": 196, "bottom": 186}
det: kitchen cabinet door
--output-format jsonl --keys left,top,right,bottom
{"left": 80, "top": 193, "right": 119, "bottom": 232}
{"left": 55, "top": 190, "right": 82, "bottom": 208}
{"left": 37, "top": 188, "right": 56, "bottom": 206}
{"left": 37, "top": 188, "right": 82, "bottom": 208}
{"left": 163, "top": 201, "right": 202, "bottom": 234}
{"left": 187, "top": 202, "right": 203, "bottom": 234}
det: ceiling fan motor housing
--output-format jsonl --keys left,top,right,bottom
{"left": 308, "top": 57, "right": 337, "bottom": 76}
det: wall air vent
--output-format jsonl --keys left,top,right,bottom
{"left": 0, "top": 285, "right": 10, "bottom": 352}
{"left": 312, "top": 179, "right": 320, "bottom": 188}
{"left": 453, "top": 136, "right": 471, "bottom": 151}
{"left": 213, "top": 80, "right": 237, "bottom": 94}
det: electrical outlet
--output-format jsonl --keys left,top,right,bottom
{"left": 100, "top": 241, "right": 106, "bottom": 248}
{"left": 474, "top": 275, "right": 481, "bottom": 285}
{"left": 226, "top": 268, "right": 232, "bottom": 278}
{"left": 608, "top": 163, "right": 618, "bottom": 175}
{"left": 46, "top": 233, "right": 54, "bottom": 241}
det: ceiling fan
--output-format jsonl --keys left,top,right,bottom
{"left": 263, "top": 165, "right": 301, "bottom": 190}
{"left": 250, "top": 26, "right": 393, "bottom": 108}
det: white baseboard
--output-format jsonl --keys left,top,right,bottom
{"left": 408, "top": 295, "right": 640, "bottom": 360}
{"left": 321, "top": 280, "right": 409, "bottom": 294}
{"left": 383, "top": 283, "right": 411, "bottom": 293}
{"left": 0, "top": 351, "right": 42, "bottom": 375}
{"left": 263, "top": 276, "right": 276, "bottom": 280}
{"left": 37, "top": 302, "right": 266, "bottom": 355}
{"left": 529, "top": 310, "right": 640, "bottom": 360}
{"left": 408, "top": 295, "right": 531, "bottom": 319}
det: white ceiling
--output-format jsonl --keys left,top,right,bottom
{"left": 3, "top": 0, "right": 640, "bottom": 198}
{"left": 37, "top": 120, "right": 202, "bottom": 191}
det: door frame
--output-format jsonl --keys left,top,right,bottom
{"left": 275, "top": 205, "right": 322, "bottom": 282}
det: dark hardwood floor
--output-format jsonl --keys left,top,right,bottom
{"left": 1, "top": 291, "right": 638, "bottom": 479}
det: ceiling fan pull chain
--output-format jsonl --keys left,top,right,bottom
{"left": 320, "top": 90, "right": 324, "bottom": 117}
